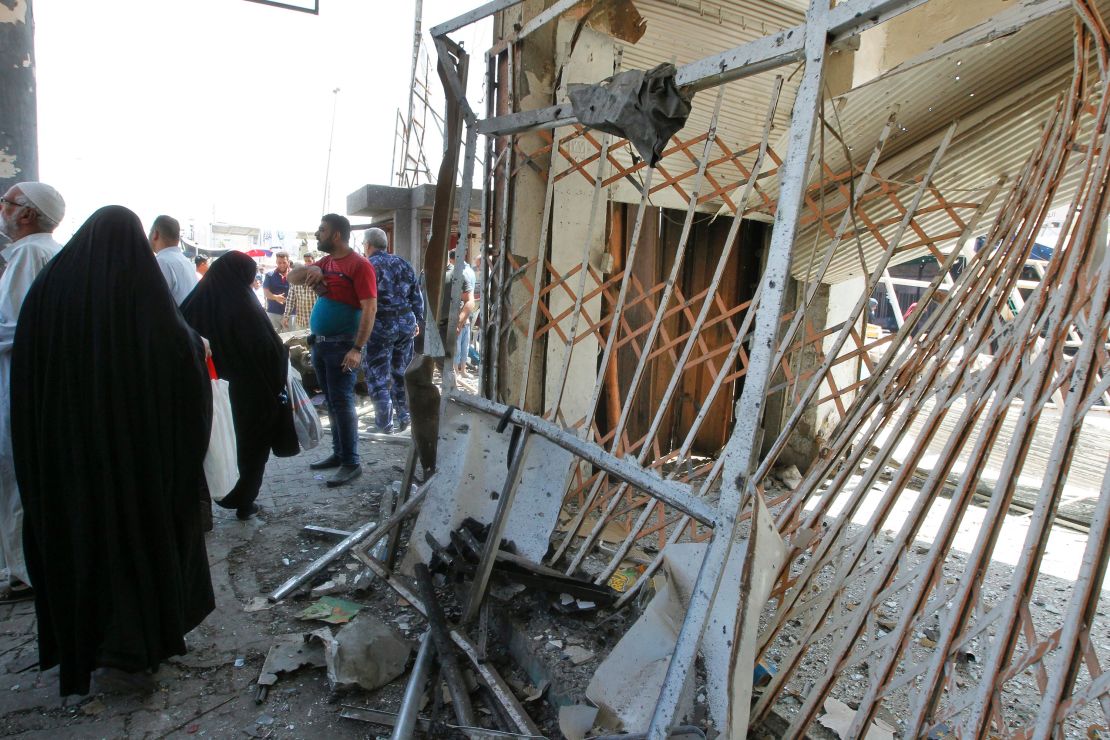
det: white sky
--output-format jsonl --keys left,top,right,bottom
{"left": 34, "top": 0, "right": 490, "bottom": 243}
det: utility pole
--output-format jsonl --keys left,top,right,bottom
{"left": 322, "top": 86, "right": 340, "bottom": 214}
{"left": 1, "top": 0, "right": 38, "bottom": 241}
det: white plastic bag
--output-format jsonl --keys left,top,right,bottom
{"left": 288, "top": 362, "right": 322, "bottom": 451}
{"left": 204, "top": 362, "right": 239, "bottom": 501}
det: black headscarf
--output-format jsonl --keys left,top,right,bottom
{"left": 180, "top": 251, "right": 297, "bottom": 459}
{"left": 10, "top": 205, "right": 215, "bottom": 696}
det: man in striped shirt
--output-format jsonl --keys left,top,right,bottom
{"left": 282, "top": 252, "right": 319, "bottom": 331}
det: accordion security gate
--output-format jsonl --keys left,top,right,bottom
{"left": 351, "top": 0, "right": 1110, "bottom": 736}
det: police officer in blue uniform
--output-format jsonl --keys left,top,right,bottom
{"left": 361, "top": 228, "right": 423, "bottom": 432}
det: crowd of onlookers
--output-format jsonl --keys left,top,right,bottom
{"left": 0, "top": 180, "right": 425, "bottom": 697}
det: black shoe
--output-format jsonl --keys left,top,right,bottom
{"left": 394, "top": 418, "right": 410, "bottom": 434}
{"left": 236, "top": 503, "right": 260, "bottom": 521}
{"left": 326, "top": 464, "right": 362, "bottom": 487}
{"left": 309, "top": 453, "right": 342, "bottom": 470}
{"left": 0, "top": 582, "right": 33, "bottom": 604}
{"left": 91, "top": 667, "right": 156, "bottom": 695}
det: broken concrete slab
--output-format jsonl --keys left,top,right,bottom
{"left": 402, "top": 398, "right": 576, "bottom": 571}
{"left": 586, "top": 563, "right": 693, "bottom": 732}
{"left": 308, "top": 615, "right": 413, "bottom": 692}
{"left": 564, "top": 645, "right": 595, "bottom": 666}
{"left": 559, "top": 703, "right": 599, "bottom": 740}
{"left": 256, "top": 630, "right": 329, "bottom": 694}
{"left": 819, "top": 697, "right": 895, "bottom": 740}
{"left": 587, "top": 498, "right": 785, "bottom": 736}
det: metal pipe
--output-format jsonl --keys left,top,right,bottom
{"left": 391, "top": 631, "right": 435, "bottom": 740}
{"left": 413, "top": 564, "right": 477, "bottom": 727}
{"left": 269, "top": 480, "right": 431, "bottom": 601}
{"left": 353, "top": 551, "right": 543, "bottom": 736}
{"left": 269, "top": 519, "right": 376, "bottom": 602}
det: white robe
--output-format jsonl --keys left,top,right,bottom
{"left": 0, "top": 232, "right": 62, "bottom": 585}
{"left": 155, "top": 246, "right": 198, "bottom": 306}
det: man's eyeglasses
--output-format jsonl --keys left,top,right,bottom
{"left": 0, "top": 196, "right": 27, "bottom": 208}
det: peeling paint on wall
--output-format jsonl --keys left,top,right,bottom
{"left": 0, "top": 150, "right": 20, "bottom": 179}
{"left": 0, "top": 1, "right": 28, "bottom": 26}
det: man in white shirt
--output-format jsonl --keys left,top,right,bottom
{"left": 0, "top": 181, "right": 66, "bottom": 601}
{"left": 150, "top": 215, "right": 197, "bottom": 305}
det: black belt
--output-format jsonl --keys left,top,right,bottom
{"left": 308, "top": 333, "right": 355, "bottom": 345}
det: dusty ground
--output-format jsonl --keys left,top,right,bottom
{"left": 0, "top": 430, "right": 415, "bottom": 739}
{"left": 0, "top": 415, "right": 1107, "bottom": 738}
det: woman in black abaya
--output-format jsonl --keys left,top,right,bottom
{"left": 10, "top": 206, "right": 215, "bottom": 696}
{"left": 181, "top": 250, "right": 296, "bottom": 521}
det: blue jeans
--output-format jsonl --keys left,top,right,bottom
{"left": 455, "top": 322, "right": 471, "bottom": 369}
{"left": 311, "top": 338, "right": 360, "bottom": 466}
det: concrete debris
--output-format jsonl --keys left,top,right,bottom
{"left": 586, "top": 555, "right": 693, "bottom": 731}
{"left": 256, "top": 630, "right": 330, "bottom": 701}
{"left": 558, "top": 703, "right": 599, "bottom": 740}
{"left": 308, "top": 615, "right": 413, "bottom": 692}
{"left": 243, "top": 596, "right": 273, "bottom": 613}
{"left": 522, "top": 681, "right": 549, "bottom": 703}
{"left": 348, "top": 569, "right": 375, "bottom": 593}
{"left": 564, "top": 645, "right": 595, "bottom": 666}
{"left": 402, "top": 400, "right": 576, "bottom": 570}
{"left": 818, "top": 697, "right": 895, "bottom": 740}
{"left": 587, "top": 496, "right": 784, "bottom": 735}
{"left": 772, "top": 463, "right": 804, "bottom": 489}
{"left": 81, "top": 699, "right": 105, "bottom": 716}
{"left": 309, "top": 574, "right": 348, "bottom": 597}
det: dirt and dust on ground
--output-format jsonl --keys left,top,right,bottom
{"left": 0, "top": 427, "right": 425, "bottom": 739}
{"left": 1, "top": 410, "right": 1107, "bottom": 739}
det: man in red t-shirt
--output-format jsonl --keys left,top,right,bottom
{"left": 289, "top": 214, "right": 377, "bottom": 487}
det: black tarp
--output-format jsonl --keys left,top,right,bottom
{"left": 568, "top": 62, "right": 692, "bottom": 167}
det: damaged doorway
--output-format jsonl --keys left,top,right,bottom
{"left": 600, "top": 203, "right": 766, "bottom": 457}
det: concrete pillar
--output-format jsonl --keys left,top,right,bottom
{"left": 393, "top": 204, "right": 418, "bottom": 267}
{"left": 852, "top": 0, "right": 1008, "bottom": 86}
{"left": 0, "top": 0, "right": 37, "bottom": 209}
{"left": 543, "top": 21, "right": 613, "bottom": 424}
{"left": 499, "top": 1, "right": 558, "bottom": 412}
{"left": 763, "top": 274, "right": 866, "bottom": 470}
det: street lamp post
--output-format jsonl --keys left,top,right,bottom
{"left": 322, "top": 87, "right": 340, "bottom": 214}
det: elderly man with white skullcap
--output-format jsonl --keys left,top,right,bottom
{"left": 0, "top": 181, "right": 65, "bottom": 602}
